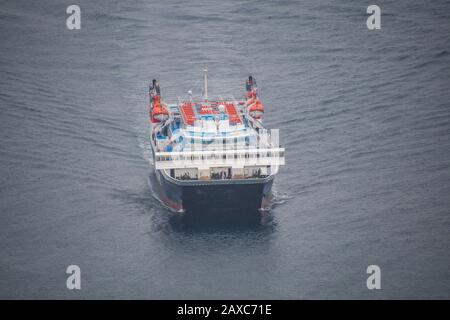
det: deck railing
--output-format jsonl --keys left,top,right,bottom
{"left": 154, "top": 148, "right": 285, "bottom": 170}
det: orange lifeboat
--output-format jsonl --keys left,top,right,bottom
{"left": 152, "top": 96, "right": 169, "bottom": 122}
{"left": 249, "top": 99, "right": 264, "bottom": 119}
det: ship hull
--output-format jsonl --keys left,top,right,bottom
{"left": 149, "top": 169, "right": 274, "bottom": 215}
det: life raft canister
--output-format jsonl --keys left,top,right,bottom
{"left": 246, "top": 90, "right": 257, "bottom": 99}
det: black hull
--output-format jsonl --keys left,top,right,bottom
{"left": 149, "top": 169, "right": 274, "bottom": 216}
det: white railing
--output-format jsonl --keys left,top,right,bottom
{"left": 154, "top": 148, "right": 285, "bottom": 170}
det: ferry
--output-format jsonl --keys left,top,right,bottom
{"left": 148, "top": 69, "right": 285, "bottom": 214}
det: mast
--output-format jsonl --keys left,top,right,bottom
{"left": 203, "top": 66, "right": 208, "bottom": 101}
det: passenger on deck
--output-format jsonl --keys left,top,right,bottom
{"left": 149, "top": 79, "right": 156, "bottom": 103}
{"left": 149, "top": 79, "right": 155, "bottom": 94}
{"left": 149, "top": 79, "right": 161, "bottom": 99}
{"left": 246, "top": 76, "right": 256, "bottom": 92}
{"left": 155, "top": 80, "right": 161, "bottom": 96}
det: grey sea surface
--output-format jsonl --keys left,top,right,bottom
{"left": 0, "top": 0, "right": 449, "bottom": 298}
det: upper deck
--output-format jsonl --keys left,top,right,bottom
{"left": 153, "top": 95, "right": 265, "bottom": 154}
